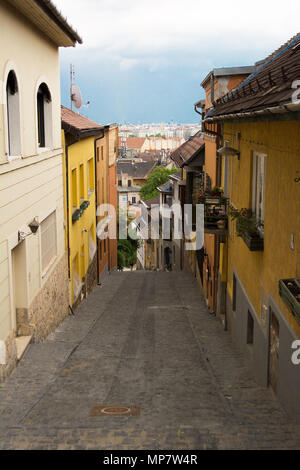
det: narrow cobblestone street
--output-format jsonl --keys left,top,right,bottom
{"left": 0, "top": 271, "right": 299, "bottom": 450}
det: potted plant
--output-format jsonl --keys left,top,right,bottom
{"left": 229, "top": 206, "right": 264, "bottom": 251}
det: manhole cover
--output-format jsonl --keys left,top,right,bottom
{"left": 89, "top": 405, "right": 141, "bottom": 417}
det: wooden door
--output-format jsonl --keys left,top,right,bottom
{"left": 269, "top": 311, "right": 280, "bottom": 393}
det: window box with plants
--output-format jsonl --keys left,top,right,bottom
{"left": 72, "top": 208, "right": 83, "bottom": 223}
{"left": 279, "top": 279, "right": 300, "bottom": 323}
{"left": 229, "top": 206, "right": 264, "bottom": 251}
{"left": 80, "top": 200, "right": 90, "bottom": 212}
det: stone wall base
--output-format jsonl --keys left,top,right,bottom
{"left": 18, "top": 253, "right": 69, "bottom": 343}
{"left": 72, "top": 255, "right": 98, "bottom": 311}
{"left": 0, "top": 330, "right": 17, "bottom": 383}
{"left": 86, "top": 254, "right": 97, "bottom": 296}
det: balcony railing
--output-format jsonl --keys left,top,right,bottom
{"left": 193, "top": 192, "right": 228, "bottom": 234}
{"left": 279, "top": 279, "right": 300, "bottom": 323}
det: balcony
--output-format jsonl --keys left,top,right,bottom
{"left": 193, "top": 191, "right": 228, "bottom": 235}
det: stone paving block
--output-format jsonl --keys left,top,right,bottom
{"left": 0, "top": 271, "right": 299, "bottom": 450}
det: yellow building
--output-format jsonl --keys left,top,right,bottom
{"left": 204, "top": 34, "right": 300, "bottom": 420}
{"left": 0, "top": 0, "right": 81, "bottom": 381}
{"left": 61, "top": 107, "right": 104, "bottom": 307}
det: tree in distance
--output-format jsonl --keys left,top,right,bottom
{"left": 140, "top": 167, "right": 178, "bottom": 201}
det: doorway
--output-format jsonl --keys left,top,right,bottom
{"left": 269, "top": 310, "right": 280, "bottom": 393}
{"left": 11, "top": 240, "right": 28, "bottom": 336}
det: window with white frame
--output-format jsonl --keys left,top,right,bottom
{"left": 252, "top": 152, "right": 267, "bottom": 234}
{"left": 88, "top": 158, "right": 95, "bottom": 196}
{"left": 6, "top": 70, "right": 21, "bottom": 157}
{"left": 37, "top": 83, "right": 52, "bottom": 149}
{"left": 41, "top": 211, "right": 57, "bottom": 273}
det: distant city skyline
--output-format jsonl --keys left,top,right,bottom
{"left": 56, "top": 0, "right": 300, "bottom": 126}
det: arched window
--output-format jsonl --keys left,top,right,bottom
{"left": 37, "top": 83, "right": 52, "bottom": 149}
{"left": 6, "top": 70, "right": 21, "bottom": 157}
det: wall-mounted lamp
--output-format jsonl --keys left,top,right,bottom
{"left": 29, "top": 218, "right": 40, "bottom": 234}
{"left": 217, "top": 146, "right": 240, "bottom": 160}
{"left": 18, "top": 218, "right": 40, "bottom": 243}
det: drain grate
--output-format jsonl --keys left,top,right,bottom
{"left": 89, "top": 405, "right": 141, "bottom": 417}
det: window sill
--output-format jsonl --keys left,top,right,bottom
{"left": 38, "top": 147, "right": 51, "bottom": 155}
{"left": 42, "top": 255, "right": 57, "bottom": 279}
{"left": 7, "top": 155, "right": 22, "bottom": 162}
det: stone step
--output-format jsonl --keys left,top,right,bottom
{"left": 15, "top": 336, "right": 32, "bottom": 361}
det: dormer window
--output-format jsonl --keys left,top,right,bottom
{"left": 37, "top": 83, "right": 52, "bottom": 149}
{"left": 6, "top": 70, "right": 21, "bottom": 158}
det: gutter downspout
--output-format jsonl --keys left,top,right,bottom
{"left": 94, "top": 131, "right": 105, "bottom": 285}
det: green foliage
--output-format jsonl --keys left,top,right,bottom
{"left": 140, "top": 167, "right": 178, "bottom": 201}
{"left": 117, "top": 237, "right": 141, "bottom": 269}
{"left": 229, "top": 206, "right": 263, "bottom": 237}
{"left": 117, "top": 212, "right": 142, "bottom": 269}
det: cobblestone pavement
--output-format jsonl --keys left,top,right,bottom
{"left": 0, "top": 271, "right": 299, "bottom": 450}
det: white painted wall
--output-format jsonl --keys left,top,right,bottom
{"left": 0, "top": 2, "right": 66, "bottom": 347}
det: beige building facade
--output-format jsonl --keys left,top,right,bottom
{"left": 0, "top": 0, "right": 81, "bottom": 381}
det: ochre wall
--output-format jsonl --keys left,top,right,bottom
{"left": 64, "top": 134, "right": 97, "bottom": 305}
{"left": 224, "top": 120, "right": 300, "bottom": 338}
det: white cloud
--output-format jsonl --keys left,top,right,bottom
{"left": 55, "top": 0, "right": 300, "bottom": 71}
{"left": 119, "top": 58, "right": 139, "bottom": 70}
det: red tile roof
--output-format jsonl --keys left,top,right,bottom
{"left": 206, "top": 33, "right": 300, "bottom": 121}
{"left": 170, "top": 134, "right": 205, "bottom": 168}
{"left": 61, "top": 106, "right": 103, "bottom": 137}
{"left": 126, "top": 138, "right": 146, "bottom": 149}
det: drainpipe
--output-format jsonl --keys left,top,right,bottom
{"left": 94, "top": 131, "right": 105, "bottom": 285}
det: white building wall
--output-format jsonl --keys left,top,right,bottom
{"left": 0, "top": 2, "right": 66, "bottom": 345}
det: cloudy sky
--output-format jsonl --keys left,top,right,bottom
{"left": 54, "top": 0, "right": 300, "bottom": 125}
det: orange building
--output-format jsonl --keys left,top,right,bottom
{"left": 96, "top": 124, "right": 118, "bottom": 278}
{"left": 197, "top": 66, "right": 257, "bottom": 314}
